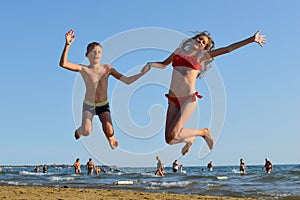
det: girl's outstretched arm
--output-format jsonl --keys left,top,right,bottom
{"left": 208, "top": 30, "right": 266, "bottom": 58}
{"left": 147, "top": 52, "right": 175, "bottom": 69}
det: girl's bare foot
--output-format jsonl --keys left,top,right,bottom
{"left": 181, "top": 137, "right": 196, "bottom": 155}
{"left": 107, "top": 137, "right": 119, "bottom": 149}
{"left": 203, "top": 128, "right": 214, "bottom": 150}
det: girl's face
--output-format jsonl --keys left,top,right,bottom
{"left": 86, "top": 45, "right": 102, "bottom": 63}
{"left": 194, "top": 35, "right": 209, "bottom": 50}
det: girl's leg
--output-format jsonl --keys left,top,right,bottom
{"left": 165, "top": 99, "right": 214, "bottom": 154}
{"left": 165, "top": 99, "right": 198, "bottom": 143}
{"left": 75, "top": 111, "right": 94, "bottom": 139}
{"left": 98, "top": 112, "right": 118, "bottom": 149}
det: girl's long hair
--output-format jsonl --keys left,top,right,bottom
{"left": 179, "top": 31, "right": 215, "bottom": 78}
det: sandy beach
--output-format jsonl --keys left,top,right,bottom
{"left": 0, "top": 186, "right": 257, "bottom": 200}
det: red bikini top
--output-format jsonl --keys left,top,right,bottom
{"left": 172, "top": 54, "right": 201, "bottom": 70}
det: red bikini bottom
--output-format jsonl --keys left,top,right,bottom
{"left": 165, "top": 92, "right": 202, "bottom": 108}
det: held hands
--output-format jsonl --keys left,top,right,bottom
{"left": 65, "top": 29, "right": 76, "bottom": 45}
{"left": 253, "top": 30, "right": 266, "bottom": 47}
{"left": 141, "top": 63, "right": 152, "bottom": 74}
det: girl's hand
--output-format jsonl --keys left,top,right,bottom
{"left": 65, "top": 29, "right": 76, "bottom": 45}
{"left": 254, "top": 30, "right": 266, "bottom": 47}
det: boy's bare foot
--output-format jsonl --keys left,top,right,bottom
{"left": 74, "top": 130, "right": 81, "bottom": 140}
{"left": 181, "top": 137, "right": 196, "bottom": 155}
{"left": 107, "top": 137, "right": 119, "bottom": 150}
{"left": 203, "top": 128, "right": 214, "bottom": 150}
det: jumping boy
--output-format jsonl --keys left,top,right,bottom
{"left": 59, "top": 29, "right": 150, "bottom": 149}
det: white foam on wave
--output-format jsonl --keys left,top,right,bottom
{"left": 145, "top": 186, "right": 160, "bottom": 190}
{"left": 19, "top": 171, "right": 56, "bottom": 176}
{"left": 19, "top": 171, "right": 45, "bottom": 176}
{"left": 231, "top": 169, "right": 240, "bottom": 174}
{"left": 49, "top": 176, "right": 75, "bottom": 181}
{"left": 141, "top": 172, "right": 157, "bottom": 177}
{"left": 150, "top": 181, "right": 193, "bottom": 188}
{"left": 70, "top": 174, "right": 81, "bottom": 177}
{"left": 107, "top": 172, "right": 123, "bottom": 176}
{"left": 5, "top": 181, "right": 27, "bottom": 186}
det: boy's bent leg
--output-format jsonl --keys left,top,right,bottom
{"left": 75, "top": 111, "right": 94, "bottom": 140}
{"left": 99, "top": 112, "right": 118, "bottom": 149}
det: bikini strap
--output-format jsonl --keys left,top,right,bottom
{"left": 194, "top": 92, "right": 203, "bottom": 101}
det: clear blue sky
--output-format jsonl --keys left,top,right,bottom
{"left": 0, "top": 0, "right": 299, "bottom": 167}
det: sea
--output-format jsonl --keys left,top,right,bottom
{"left": 1, "top": 164, "right": 300, "bottom": 199}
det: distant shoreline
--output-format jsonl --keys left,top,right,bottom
{"left": 0, "top": 185, "right": 256, "bottom": 200}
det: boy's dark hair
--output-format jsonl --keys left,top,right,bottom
{"left": 86, "top": 42, "right": 102, "bottom": 54}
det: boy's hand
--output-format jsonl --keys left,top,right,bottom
{"left": 141, "top": 63, "right": 151, "bottom": 74}
{"left": 65, "top": 29, "right": 76, "bottom": 45}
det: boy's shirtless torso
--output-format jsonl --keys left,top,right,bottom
{"left": 80, "top": 64, "right": 111, "bottom": 103}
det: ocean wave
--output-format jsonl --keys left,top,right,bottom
{"left": 288, "top": 170, "right": 300, "bottom": 176}
{"left": 3, "top": 181, "right": 27, "bottom": 186}
{"left": 0, "top": 165, "right": 299, "bottom": 198}
{"left": 145, "top": 186, "right": 160, "bottom": 190}
{"left": 141, "top": 172, "right": 157, "bottom": 177}
{"left": 253, "top": 174, "right": 290, "bottom": 182}
{"left": 149, "top": 181, "right": 194, "bottom": 188}
{"left": 255, "top": 191, "right": 297, "bottom": 198}
{"left": 106, "top": 172, "right": 123, "bottom": 176}
{"left": 49, "top": 176, "right": 75, "bottom": 181}
{"left": 19, "top": 171, "right": 46, "bottom": 176}
{"left": 19, "top": 171, "right": 56, "bottom": 176}
{"left": 231, "top": 168, "right": 240, "bottom": 174}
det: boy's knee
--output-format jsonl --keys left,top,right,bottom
{"left": 82, "top": 127, "right": 92, "bottom": 136}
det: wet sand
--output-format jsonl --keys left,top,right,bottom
{"left": 0, "top": 185, "right": 257, "bottom": 200}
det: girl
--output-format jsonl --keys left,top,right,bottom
{"left": 147, "top": 30, "right": 266, "bottom": 155}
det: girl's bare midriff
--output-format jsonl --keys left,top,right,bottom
{"left": 168, "top": 66, "right": 199, "bottom": 97}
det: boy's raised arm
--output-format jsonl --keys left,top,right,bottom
{"left": 59, "top": 29, "right": 82, "bottom": 72}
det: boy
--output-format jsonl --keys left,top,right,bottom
{"left": 59, "top": 29, "right": 149, "bottom": 149}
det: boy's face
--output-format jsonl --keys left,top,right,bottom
{"left": 86, "top": 45, "right": 102, "bottom": 63}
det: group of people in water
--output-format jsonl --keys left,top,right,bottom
{"left": 73, "top": 158, "right": 117, "bottom": 175}
{"left": 207, "top": 158, "right": 272, "bottom": 175}
{"left": 34, "top": 165, "right": 48, "bottom": 173}
{"left": 155, "top": 156, "right": 184, "bottom": 176}
{"left": 155, "top": 157, "right": 273, "bottom": 176}
{"left": 0, "top": 157, "right": 274, "bottom": 176}
{"left": 238, "top": 158, "right": 273, "bottom": 175}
